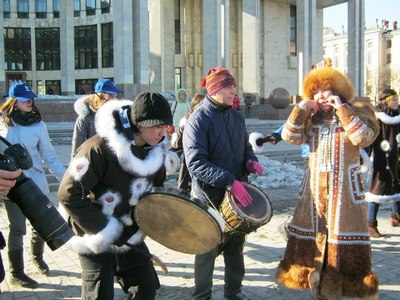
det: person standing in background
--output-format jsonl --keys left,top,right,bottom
{"left": 365, "top": 88, "right": 400, "bottom": 237}
{"left": 171, "top": 89, "right": 191, "bottom": 130}
{"left": 0, "top": 82, "right": 66, "bottom": 288}
{"left": 71, "top": 78, "right": 122, "bottom": 158}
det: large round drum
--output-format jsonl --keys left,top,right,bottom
{"left": 134, "top": 187, "right": 225, "bottom": 255}
{"left": 220, "top": 183, "right": 273, "bottom": 235}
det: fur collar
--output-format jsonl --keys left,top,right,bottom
{"left": 375, "top": 111, "right": 400, "bottom": 125}
{"left": 95, "top": 100, "right": 164, "bottom": 177}
{"left": 74, "top": 95, "right": 92, "bottom": 117}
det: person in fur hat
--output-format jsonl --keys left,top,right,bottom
{"left": 275, "top": 67, "right": 380, "bottom": 299}
{"left": 365, "top": 88, "right": 400, "bottom": 238}
{"left": 57, "top": 92, "right": 173, "bottom": 300}
{"left": 71, "top": 78, "right": 122, "bottom": 158}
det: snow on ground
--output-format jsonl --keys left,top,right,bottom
{"left": 249, "top": 155, "right": 305, "bottom": 189}
{"left": 166, "top": 155, "right": 305, "bottom": 190}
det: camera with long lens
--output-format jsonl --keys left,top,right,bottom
{"left": 0, "top": 137, "right": 73, "bottom": 251}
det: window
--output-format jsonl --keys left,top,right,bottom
{"left": 74, "top": 0, "right": 80, "bottom": 17}
{"left": 75, "top": 78, "right": 97, "bottom": 95}
{"left": 101, "top": 0, "right": 110, "bottom": 14}
{"left": 175, "top": 0, "right": 181, "bottom": 54}
{"left": 53, "top": 0, "right": 60, "bottom": 18}
{"left": 386, "top": 53, "right": 391, "bottom": 64}
{"left": 386, "top": 39, "right": 392, "bottom": 49}
{"left": 36, "top": 28, "right": 60, "bottom": 70}
{"left": 74, "top": 25, "right": 98, "bottom": 69}
{"left": 86, "top": 0, "right": 96, "bottom": 16}
{"left": 17, "top": 0, "right": 29, "bottom": 18}
{"left": 37, "top": 80, "right": 61, "bottom": 95}
{"left": 101, "top": 23, "right": 113, "bottom": 68}
{"left": 290, "top": 5, "right": 297, "bottom": 56}
{"left": 35, "top": 0, "right": 47, "bottom": 18}
{"left": 4, "top": 28, "right": 32, "bottom": 70}
{"left": 175, "top": 68, "right": 182, "bottom": 91}
{"left": 3, "top": 0, "right": 10, "bottom": 18}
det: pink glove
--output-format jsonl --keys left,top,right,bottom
{"left": 246, "top": 160, "right": 263, "bottom": 175}
{"left": 230, "top": 180, "right": 253, "bottom": 207}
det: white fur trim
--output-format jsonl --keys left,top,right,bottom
{"left": 375, "top": 112, "right": 400, "bottom": 125}
{"left": 65, "top": 217, "right": 123, "bottom": 255}
{"left": 95, "top": 100, "right": 165, "bottom": 177}
{"left": 365, "top": 191, "right": 400, "bottom": 204}
{"left": 170, "top": 132, "right": 178, "bottom": 146}
{"left": 125, "top": 229, "right": 145, "bottom": 246}
{"left": 165, "top": 151, "right": 180, "bottom": 175}
{"left": 360, "top": 149, "right": 371, "bottom": 174}
{"left": 120, "top": 214, "right": 133, "bottom": 226}
{"left": 249, "top": 132, "right": 265, "bottom": 154}
{"left": 74, "top": 95, "right": 91, "bottom": 116}
{"left": 129, "top": 178, "right": 150, "bottom": 206}
{"left": 70, "top": 157, "right": 90, "bottom": 181}
{"left": 99, "top": 191, "right": 121, "bottom": 216}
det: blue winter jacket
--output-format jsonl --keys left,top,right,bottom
{"left": 183, "top": 95, "right": 257, "bottom": 207}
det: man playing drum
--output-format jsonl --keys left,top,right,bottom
{"left": 183, "top": 67, "right": 263, "bottom": 300}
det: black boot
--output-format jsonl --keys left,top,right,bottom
{"left": 31, "top": 241, "right": 49, "bottom": 275}
{"left": 8, "top": 249, "right": 38, "bottom": 288}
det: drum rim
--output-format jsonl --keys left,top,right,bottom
{"left": 227, "top": 182, "right": 272, "bottom": 224}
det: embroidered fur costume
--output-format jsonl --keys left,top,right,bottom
{"left": 276, "top": 67, "right": 380, "bottom": 299}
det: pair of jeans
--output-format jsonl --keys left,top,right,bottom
{"left": 79, "top": 242, "right": 159, "bottom": 300}
{"left": 193, "top": 234, "right": 246, "bottom": 300}
{"left": 367, "top": 201, "right": 400, "bottom": 220}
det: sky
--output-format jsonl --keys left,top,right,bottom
{"left": 323, "top": 0, "right": 400, "bottom": 32}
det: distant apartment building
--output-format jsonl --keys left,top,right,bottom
{"left": 323, "top": 19, "right": 400, "bottom": 100}
{"left": 2, "top": 0, "right": 357, "bottom": 101}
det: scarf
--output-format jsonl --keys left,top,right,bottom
{"left": 11, "top": 110, "right": 41, "bottom": 126}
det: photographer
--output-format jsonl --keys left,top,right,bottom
{"left": 0, "top": 82, "right": 65, "bottom": 288}
{"left": 0, "top": 169, "right": 22, "bottom": 293}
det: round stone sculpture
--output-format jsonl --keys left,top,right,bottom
{"left": 269, "top": 88, "right": 291, "bottom": 109}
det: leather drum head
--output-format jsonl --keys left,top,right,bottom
{"left": 134, "top": 190, "right": 223, "bottom": 255}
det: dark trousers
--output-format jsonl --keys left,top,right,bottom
{"left": 79, "top": 242, "right": 160, "bottom": 300}
{"left": 368, "top": 201, "right": 400, "bottom": 220}
{"left": 193, "top": 234, "right": 246, "bottom": 300}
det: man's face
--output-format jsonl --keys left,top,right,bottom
{"left": 211, "top": 85, "right": 236, "bottom": 106}
{"left": 136, "top": 125, "right": 166, "bottom": 146}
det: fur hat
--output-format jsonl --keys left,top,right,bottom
{"left": 200, "top": 67, "right": 236, "bottom": 95}
{"left": 302, "top": 67, "right": 355, "bottom": 103}
{"left": 131, "top": 92, "right": 173, "bottom": 127}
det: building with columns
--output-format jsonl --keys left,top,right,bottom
{"left": 324, "top": 19, "right": 400, "bottom": 101}
{"left": 1, "top": 0, "right": 365, "bottom": 102}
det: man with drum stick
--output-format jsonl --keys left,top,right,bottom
{"left": 183, "top": 67, "right": 263, "bottom": 300}
{"left": 57, "top": 92, "right": 173, "bottom": 300}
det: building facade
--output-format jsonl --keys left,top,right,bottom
{"left": 2, "top": 0, "right": 363, "bottom": 102}
{"left": 324, "top": 19, "right": 400, "bottom": 101}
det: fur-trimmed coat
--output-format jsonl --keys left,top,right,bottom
{"left": 71, "top": 95, "right": 98, "bottom": 158}
{"left": 57, "top": 100, "right": 170, "bottom": 255}
{"left": 365, "top": 110, "right": 400, "bottom": 204}
{"left": 276, "top": 100, "right": 380, "bottom": 299}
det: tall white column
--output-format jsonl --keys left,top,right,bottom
{"left": 242, "top": 0, "right": 259, "bottom": 95}
{"left": 148, "top": 0, "right": 175, "bottom": 92}
{"left": 347, "top": 0, "right": 365, "bottom": 96}
{"left": 202, "top": 0, "right": 223, "bottom": 73}
{"left": 60, "top": 0, "right": 75, "bottom": 95}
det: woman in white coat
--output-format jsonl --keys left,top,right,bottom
{"left": 0, "top": 82, "right": 65, "bottom": 288}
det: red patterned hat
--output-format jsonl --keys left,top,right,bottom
{"left": 200, "top": 67, "right": 236, "bottom": 95}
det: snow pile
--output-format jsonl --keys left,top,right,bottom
{"left": 249, "top": 155, "right": 305, "bottom": 189}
